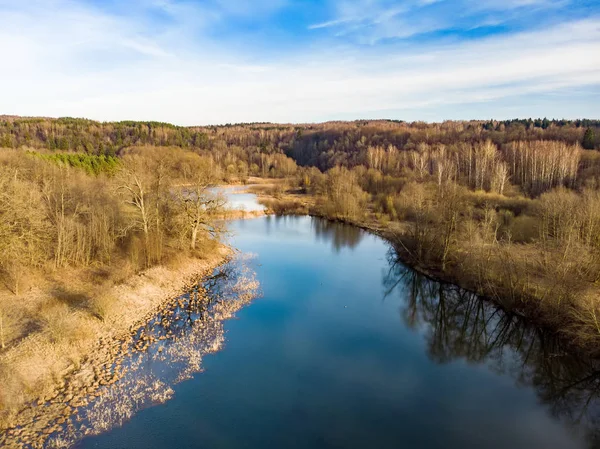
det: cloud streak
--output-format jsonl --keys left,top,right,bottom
{"left": 308, "top": 0, "right": 578, "bottom": 44}
{"left": 0, "top": 0, "right": 598, "bottom": 124}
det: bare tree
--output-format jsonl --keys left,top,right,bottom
{"left": 118, "top": 155, "right": 152, "bottom": 241}
{"left": 324, "top": 166, "right": 369, "bottom": 220}
{"left": 174, "top": 154, "right": 226, "bottom": 249}
{"left": 491, "top": 161, "right": 509, "bottom": 195}
{"left": 503, "top": 141, "right": 580, "bottom": 196}
{"left": 0, "top": 306, "right": 5, "bottom": 349}
{"left": 0, "top": 167, "right": 48, "bottom": 292}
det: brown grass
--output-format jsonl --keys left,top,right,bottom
{"left": 259, "top": 198, "right": 309, "bottom": 215}
{"left": 0, "top": 245, "right": 230, "bottom": 430}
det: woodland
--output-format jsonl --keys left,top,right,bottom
{"left": 1, "top": 116, "right": 600, "bottom": 425}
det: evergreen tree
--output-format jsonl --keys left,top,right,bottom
{"left": 542, "top": 117, "right": 550, "bottom": 129}
{"left": 582, "top": 127, "right": 596, "bottom": 150}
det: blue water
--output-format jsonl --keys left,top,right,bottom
{"left": 77, "top": 216, "right": 599, "bottom": 449}
{"left": 219, "top": 186, "right": 266, "bottom": 212}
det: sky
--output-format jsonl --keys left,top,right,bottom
{"left": 0, "top": 0, "right": 598, "bottom": 125}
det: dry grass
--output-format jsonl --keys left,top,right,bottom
{"left": 387, "top": 216, "right": 600, "bottom": 356}
{"left": 242, "top": 179, "right": 316, "bottom": 216}
{"left": 0, "top": 252, "right": 258, "bottom": 449}
{"left": 259, "top": 198, "right": 310, "bottom": 215}
{"left": 0, "top": 245, "right": 230, "bottom": 430}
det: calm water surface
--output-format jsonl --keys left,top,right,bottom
{"left": 218, "top": 185, "right": 266, "bottom": 212}
{"left": 78, "top": 215, "right": 600, "bottom": 449}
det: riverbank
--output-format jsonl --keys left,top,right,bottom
{"left": 0, "top": 244, "right": 231, "bottom": 447}
{"left": 0, "top": 177, "right": 274, "bottom": 444}
{"left": 252, "top": 184, "right": 600, "bottom": 358}
{"left": 72, "top": 214, "right": 600, "bottom": 449}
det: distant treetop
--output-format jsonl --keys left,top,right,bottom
{"left": 0, "top": 116, "right": 598, "bottom": 165}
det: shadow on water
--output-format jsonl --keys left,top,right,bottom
{"left": 312, "top": 218, "right": 364, "bottom": 252}
{"left": 383, "top": 248, "right": 600, "bottom": 447}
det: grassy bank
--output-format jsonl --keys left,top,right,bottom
{"left": 0, "top": 244, "right": 230, "bottom": 432}
{"left": 2, "top": 250, "right": 260, "bottom": 449}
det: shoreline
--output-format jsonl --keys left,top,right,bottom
{"left": 3, "top": 184, "right": 598, "bottom": 446}
{"left": 0, "top": 183, "right": 272, "bottom": 447}
{"left": 254, "top": 189, "right": 600, "bottom": 359}
{"left": 0, "top": 245, "right": 232, "bottom": 448}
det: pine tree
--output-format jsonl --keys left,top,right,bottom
{"left": 582, "top": 127, "right": 596, "bottom": 150}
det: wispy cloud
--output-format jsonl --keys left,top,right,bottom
{"left": 309, "top": 0, "right": 577, "bottom": 44}
{"left": 0, "top": 0, "right": 598, "bottom": 123}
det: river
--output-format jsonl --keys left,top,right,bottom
{"left": 2, "top": 188, "right": 598, "bottom": 449}
{"left": 67, "top": 198, "right": 600, "bottom": 449}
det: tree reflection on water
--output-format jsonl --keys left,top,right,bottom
{"left": 38, "top": 254, "right": 261, "bottom": 449}
{"left": 312, "top": 218, "right": 363, "bottom": 252}
{"left": 383, "top": 248, "right": 600, "bottom": 446}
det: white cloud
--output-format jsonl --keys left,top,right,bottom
{"left": 308, "top": 0, "right": 574, "bottom": 44}
{"left": 0, "top": 0, "right": 598, "bottom": 124}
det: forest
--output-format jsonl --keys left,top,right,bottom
{"left": 0, "top": 116, "right": 598, "bottom": 169}
{"left": 1, "top": 115, "right": 600, "bottom": 428}
{"left": 0, "top": 143, "right": 228, "bottom": 427}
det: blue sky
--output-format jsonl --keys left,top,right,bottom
{"left": 0, "top": 0, "right": 598, "bottom": 125}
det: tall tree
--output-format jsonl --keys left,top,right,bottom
{"left": 174, "top": 154, "right": 225, "bottom": 249}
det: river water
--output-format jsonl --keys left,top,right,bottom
{"left": 73, "top": 193, "right": 600, "bottom": 449}
{"left": 216, "top": 185, "right": 267, "bottom": 212}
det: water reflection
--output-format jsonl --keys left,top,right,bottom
{"left": 212, "top": 186, "right": 266, "bottom": 212}
{"left": 384, "top": 249, "right": 600, "bottom": 447}
{"left": 66, "top": 216, "right": 600, "bottom": 449}
{"left": 312, "top": 218, "right": 364, "bottom": 252}
{"left": 33, "top": 255, "right": 261, "bottom": 449}
{"left": 256, "top": 215, "right": 364, "bottom": 253}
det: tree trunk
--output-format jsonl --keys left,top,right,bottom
{"left": 0, "top": 311, "right": 5, "bottom": 349}
{"left": 191, "top": 224, "right": 199, "bottom": 250}
{"left": 441, "top": 211, "right": 457, "bottom": 271}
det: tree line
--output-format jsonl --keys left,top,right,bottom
{"left": 2, "top": 116, "right": 600, "bottom": 354}
{"left": 281, "top": 135, "right": 600, "bottom": 354}
{"left": 0, "top": 117, "right": 597, "bottom": 168}
{"left": 0, "top": 147, "right": 224, "bottom": 299}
